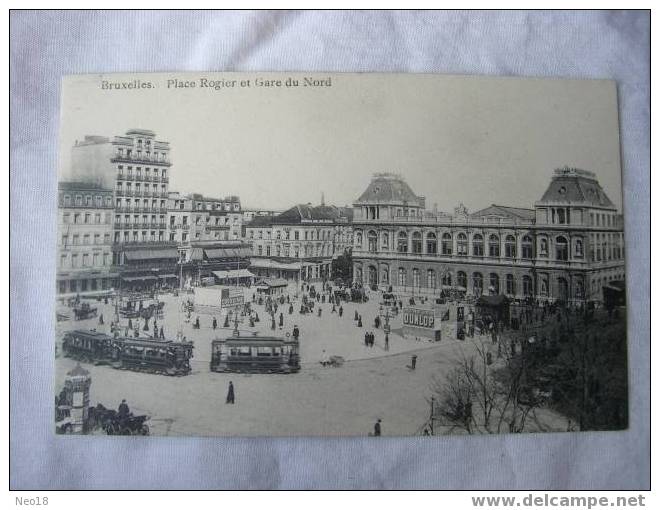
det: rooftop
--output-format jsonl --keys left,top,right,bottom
{"left": 355, "top": 173, "right": 425, "bottom": 207}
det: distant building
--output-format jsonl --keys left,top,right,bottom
{"left": 245, "top": 204, "right": 353, "bottom": 282}
{"left": 56, "top": 182, "right": 116, "bottom": 295}
{"left": 351, "top": 169, "right": 625, "bottom": 304}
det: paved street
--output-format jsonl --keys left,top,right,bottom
{"left": 55, "top": 286, "right": 569, "bottom": 436}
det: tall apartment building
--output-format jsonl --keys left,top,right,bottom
{"left": 56, "top": 182, "right": 116, "bottom": 295}
{"left": 351, "top": 169, "right": 625, "bottom": 304}
{"left": 69, "top": 129, "right": 177, "bottom": 290}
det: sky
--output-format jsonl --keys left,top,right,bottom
{"left": 59, "top": 72, "right": 623, "bottom": 212}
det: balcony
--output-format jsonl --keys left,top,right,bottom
{"left": 111, "top": 154, "right": 172, "bottom": 166}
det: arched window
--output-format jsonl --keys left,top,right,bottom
{"left": 506, "top": 274, "right": 515, "bottom": 295}
{"left": 442, "top": 271, "right": 452, "bottom": 287}
{"left": 505, "top": 235, "right": 516, "bottom": 258}
{"left": 412, "top": 232, "right": 422, "bottom": 254}
{"left": 457, "top": 271, "right": 467, "bottom": 289}
{"left": 381, "top": 267, "right": 389, "bottom": 284}
{"left": 426, "top": 232, "right": 437, "bottom": 254}
{"left": 522, "top": 235, "right": 533, "bottom": 259}
{"left": 472, "top": 234, "right": 484, "bottom": 257}
{"left": 398, "top": 267, "right": 406, "bottom": 286}
{"left": 540, "top": 276, "right": 549, "bottom": 296}
{"left": 381, "top": 232, "right": 389, "bottom": 250}
{"left": 457, "top": 233, "right": 468, "bottom": 256}
{"left": 575, "top": 279, "right": 584, "bottom": 299}
{"left": 355, "top": 266, "right": 363, "bottom": 282}
{"left": 574, "top": 238, "right": 584, "bottom": 258}
{"left": 522, "top": 275, "right": 533, "bottom": 296}
{"left": 489, "top": 273, "right": 500, "bottom": 294}
{"left": 355, "top": 231, "right": 363, "bottom": 247}
{"left": 488, "top": 234, "right": 500, "bottom": 257}
{"left": 472, "top": 272, "right": 483, "bottom": 295}
{"left": 441, "top": 233, "right": 452, "bottom": 255}
{"left": 367, "top": 230, "right": 378, "bottom": 252}
{"left": 539, "top": 237, "right": 548, "bottom": 256}
{"left": 427, "top": 269, "right": 436, "bottom": 288}
{"left": 412, "top": 268, "right": 420, "bottom": 287}
{"left": 397, "top": 232, "right": 408, "bottom": 253}
{"left": 556, "top": 236, "right": 569, "bottom": 261}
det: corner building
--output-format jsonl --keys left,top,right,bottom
{"left": 352, "top": 169, "right": 625, "bottom": 305}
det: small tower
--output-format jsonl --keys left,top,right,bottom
{"left": 64, "top": 363, "right": 91, "bottom": 434}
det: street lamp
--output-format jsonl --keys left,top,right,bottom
{"left": 379, "top": 304, "right": 392, "bottom": 351}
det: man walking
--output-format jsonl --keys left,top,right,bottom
{"left": 411, "top": 354, "right": 417, "bottom": 370}
{"left": 212, "top": 316, "right": 217, "bottom": 330}
{"left": 226, "top": 381, "right": 235, "bottom": 404}
{"left": 374, "top": 419, "right": 382, "bottom": 436}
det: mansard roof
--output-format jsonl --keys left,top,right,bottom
{"left": 355, "top": 173, "right": 424, "bottom": 207}
{"left": 537, "top": 167, "right": 615, "bottom": 209}
{"left": 246, "top": 204, "right": 350, "bottom": 227}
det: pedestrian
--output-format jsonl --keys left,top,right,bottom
{"left": 160, "top": 326, "right": 165, "bottom": 339}
{"left": 374, "top": 419, "right": 382, "bottom": 437}
{"left": 212, "top": 316, "right": 217, "bottom": 330}
{"left": 279, "top": 312, "right": 284, "bottom": 327}
{"left": 271, "top": 316, "right": 276, "bottom": 330}
{"left": 354, "top": 310, "right": 359, "bottom": 321}
{"left": 364, "top": 332, "right": 369, "bottom": 347}
{"left": 194, "top": 316, "right": 200, "bottom": 329}
{"left": 292, "top": 325, "right": 300, "bottom": 340}
{"left": 98, "top": 314, "right": 104, "bottom": 325}
{"left": 143, "top": 319, "right": 149, "bottom": 331}
{"left": 370, "top": 332, "right": 375, "bottom": 347}
{"left": 226, "top": 381, "right": 235, "bottom": 404}
{"left": 357, "top": 315, "right": 362, "bottom": 328}
{"left": 374, "top": 316, "right": 380, "bottom": 329}
{"left": 318, "top": 307, "right": 322, "bottom": 317}
{"left": 289, "top": 304, "right": 294, "bottom": 315}
{"left": 128, "top": 318, "right": 133, "bottom": 330}
{"left": 411, "top": 354, "right": 417, "bottom": 370}
{"left": 384, "top": 334, "right": 389, "bottom": 351}
{"left": 332, "top": 304, "right": 337, "bottom": 313}
{"left": 339, "top": 305, "right": 343, "bottom": 317}
{"left": 223, "top": 315, "right": 230, "bottom": 328}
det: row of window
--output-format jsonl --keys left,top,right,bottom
{"left": 168, "top": 231, "right": 238, "bottom": 243}
{"left": 116, "top": 198, "right": 167, "bottom": 210}
{"left": 117, "top": 165, "right": 167, "bottom": 178}
{"left": 61, "top": 233, "right": 111, "bottom": 246}
{"left": 62, "top": 212, "right": 112, "bottom": 225}
{"left": 59, "top": 252, "right": 111, "bottom": 269}
{"left": 357, "top": 231, "right": 582, "bottom": 260}
{"left": 255, "top": 243, "right": 336, "bottom": 258}
{"left": 115, "top": 231, "right": 166, "bottom": 243}
{"left": 58, "top": 278, "right": 114, "bottom": 294}
{"left": 116, "top": 182, "right": 167, "bottom": 193}
{"left": 248, "top": 228, "right": 348, "bottom": 242}
{"left": 61, "top": 194, "right": 112, "bottom": 208}
{"left": 359, "top": 267, "right": 584, "bottom": 299}
{"left": 116, "top": 148, "right": 168, "bottom": 161}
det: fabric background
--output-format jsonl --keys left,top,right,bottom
{"left": 9, "top": 10, "right": 650, "bottom": 490}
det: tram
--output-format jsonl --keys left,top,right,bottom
{"left": 61, "top": 330, "right": 194, "bottom": 376}
{"left": 210, "top": 334, "right": 300, "bottom": 374}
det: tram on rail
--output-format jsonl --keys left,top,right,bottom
{"left": 210, "top": 334, "right": 300, "bottom": 374}
{"left": 61, "top": 330, "right": 193, "bottom": 376}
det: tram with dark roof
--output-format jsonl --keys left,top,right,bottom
{"left": 61, "top": 330, "right": 193, "bottom": 376}
{"left": 210, "top": 334, "right": 300, "bottom": 374}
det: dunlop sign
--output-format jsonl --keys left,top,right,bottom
{"left": 402, "top": 308, "right": 436, "bottom": 329}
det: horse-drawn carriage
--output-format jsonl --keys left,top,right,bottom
{"left": 88, "top": 404, "right": 150, "bottom": 435}
{"left": 73, "top": 302, "right": 98, "bottom": 320}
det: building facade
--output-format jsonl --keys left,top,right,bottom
{"left": 56, "top": 182, "right": 117, "bottom": 295}
{"left": 245, "top": 204, "right": 353, "bottom": 282}
{"left": 68, "top": 129, "right": 175, "bottom": 290}
{"left": 352, "top": 169, "right": 625, "bottom": 304}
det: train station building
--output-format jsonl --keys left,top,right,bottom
{"left": 351, "top": 169, "right": 625, "bottom": 305}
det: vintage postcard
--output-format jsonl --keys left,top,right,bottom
{"left": 55, "top": 72, "right": 627, "bottom": 437}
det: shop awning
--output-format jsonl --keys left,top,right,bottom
{"left": 212, "top": 269, "right": 255, "bottom": 280}
{"left": 158, "top": 274, "right": 178, "bottom": 279}
{"left": 121, "top": 275, "right": 159, "bottom": 282}
{"left": 249, "top": 259, "right": 302, "bottom": 271}
{"left": 124, "top": 249, "right": 178, "bottom": 261}
{"left": 205, "top": 247, "right": 252, "bottom": 259}
{"left": 257, "top": 278, "right": 289, "bottom": 288}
